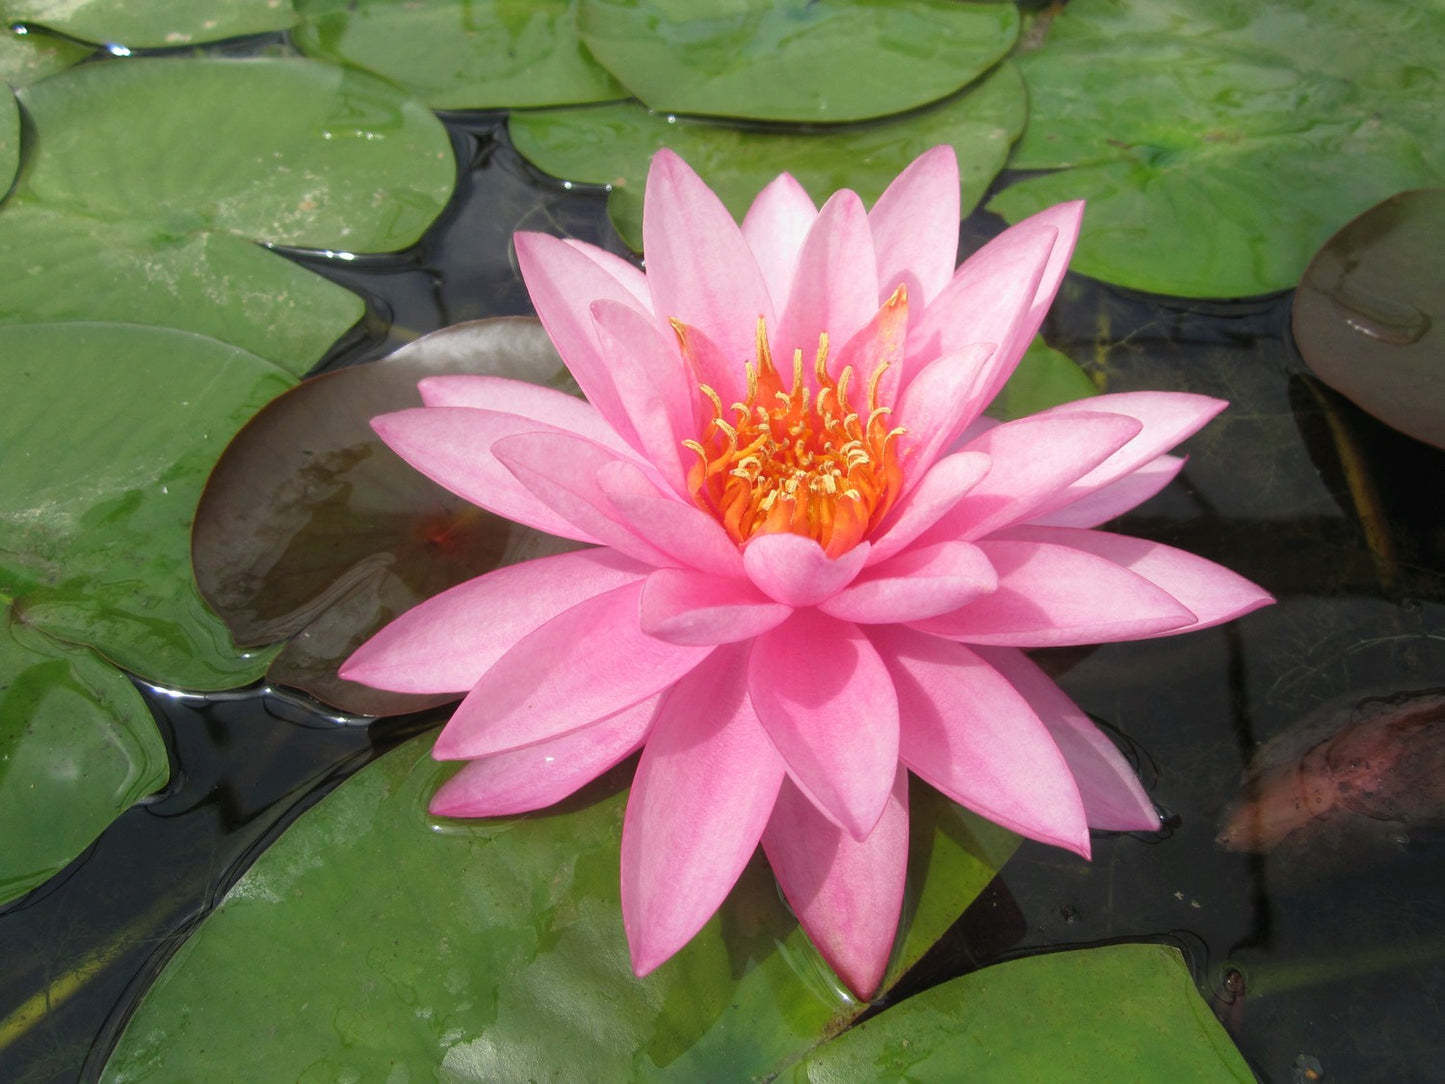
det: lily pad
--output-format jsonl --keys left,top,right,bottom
{"left": 574, "top": 0, "right": 1018, "bottom": 123}
{"left": 989, "top": 0, "right": 1445, "bottom": 298}
{"left": 0, "top": 609, "right": 167, "bottom": 905}
{"left": 101, "top": 732, "right": 1017, "bottom": 1080}
{"left": 0, "top": 24, "right": 92, "bottom": 87}
{"left": 0, "top": 85, "right": 15, "bottom": 198}
{"left": 4, "top": 0, "right": 296, "bottom": 49}
{"left": 293, "top": 0, "right": 625, "bottom": 110}
{"left": 786, "top": 943, "right": 1255, "bottom": 1081}
{"left": 990, "top": 338, "right": 1099, "bottom": 421}
{"left": 192, "top": 319, "right": 581, "bottom": 717}
{"left": 1292, "top": 189, "right": 1445, "bottom": 450}
{"left": 510, "top": 61, "right": 1027, "bottom": 250}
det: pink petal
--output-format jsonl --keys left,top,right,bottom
{"left": 741, "top": 171, "right": 817, "bottom": 307}
{"left": 819, "top": 541, "right": 997, "bottom": 624}
{"left": 340, "top": 549, "right": 649, "bottom": 693}
{"left": 742, "top": 533, "right": 869, "bottom": 607}
{"left": 371, "top": 406, "right": 603, "bottom": 542}
{"left": 975, "top": 647, "right": 1159, "bottom": 831}
{"left": 639, "top": 568, "right": 792, "bottom": 646}
{"left": 894, "top": 344, "right": 996, "bottom": 477}
{"left": 1029, "top": 455, "right": 1184, "bottom": 528}
{"left": 597, "top": 460, "right": 744, "bottom": 577}
{"left": 869, "top": 145, "right": 960, "bottom": 307}
{"left": 996, "top": 526, "right": 1273, "bottom": 634}
{"left": 866, "top": 450, "right": 991, "bottom": 565}
{"left": 874, "top": 626, "right": 1089, "bottom": 855}
{"left": 622, "top": 645, "right": 786, "bottom": 976}
{"left": 773, "top": 189, "right": 879, "bottom": 378}
{"left": 432, "top": 581, "right": 713, "bottom": 759}
{"left": 913, "top": 538, "right": 1196, "bottom": 645}
{"left": 831, "top": 285, "right": 908, "bottom": 410}
{"left": 562, "top": 238, "right": 652, "bottom": 310}
{"left": 414, "top": 376, "right": 628, "bottom": 457}
{"left": 762, "top": 770, "right": 909, "bottom": 1000}
{"left": 428, "top": 695, "right": 659, "bottom": 817}
{"left": 670, "top": 319, "right": 752, "bottom": 421}
{"left": 643, "top": 150, "right": 773, "bottom": 409}
{"left": 749, "top": 610, "right": 900, "bottom": 839}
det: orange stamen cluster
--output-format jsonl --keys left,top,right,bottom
{"left": 681, "top": 319, "right": 905, "bottom": 557}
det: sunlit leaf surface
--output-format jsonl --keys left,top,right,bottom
{"left": 0, "top": 86, "right": 15, "bottom": 197}
{"left": 990, "top": 0, "right": 1445, "bottom": 297}
{"left": 293, "top": 0, "right": 625, "bottom": 109}
{"left": 575, "top": 0, "right": 1018, "bottom": 123}
{"left": 786, "top": 944, "right": 1255, "bottom": 1081}
{"left": 4, "top": 0, "right": 296, "bottom": 48}
{"left": 0, "top": 24, "right": 91, "bottom": 87}
{"left": 101, "top": 733, "right": 1016, "bottom": 1080}
{"left": 991, "top": 338, "right": 1099, "bottom": 421}
{"left": 511, "top": 62, "right": 1026, "bottom": 249}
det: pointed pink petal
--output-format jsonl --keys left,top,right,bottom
{"left": 623, "top": 645, "right": 785, "bottom": 976}
{"left": 597, "top": 459, "right": 744, "bottom": 577}
{"left": 640, "top": 568, "right": 792, "bottom": 645}
{"left": 894, "top": 344, "right": 996, "bottom": 477}
{"left": 433, "top": 581, "right": 713, "bottom": 759}
{"left": 997, "top": 526, "right": 1274, "bottom": 634}
{"left": 428, "top": 695, "right": 659, "bottom": 817}
{"left": 741, "top": 171, "right": 817, "bottom": 307}
{"left": 773, "top": 189, "right": 878, "bottom": 376}
{"left": 493, "top": 431, "right": 675, "bottom": 567}
{"left": 819, "top": 541, "right": 997, "bottom": 624}
{"left": 763, "top": 770, "right": 909, "bottom": 1000}
{"left": 562, "top": 238, "right": 652, "bottom": 310}
{"left": 831, "top": 286, "right": 908, "bottom": 409}
{"left": 671, "top": 319, "right": 751, "bottom": 418}
{"left": 866, "top": 450, "right": 991, "bottom": 565}
{"left": 975, "top": 647, "right": 1159, "bottom": 831}
{"left": 742, "top": 533, "right": 869, "bottom": 607}
{"left": 371, "top": 407, "right": 603, "bottom": 542}
{"left": 414, "top": 376, "right": 629, "bottom": 458}
{"left": 869, "top": 145, "right": 960, "bottom": 307}
{"left": 340, "top": 549, "right": 649, "bottom": 693}
{"left": 913, "top": 538, "right": 1196, "bottom": 645}
{"left": 874, "top": 626, "right": 1089, "bottom": 855}
{"left": 922, "top": 412, "right": 1143, "bottom": 543}
{"left": 749, "top": 610, "right": 899, "bottom": 839}
{"left": 643, "top": 150, "right": 773, "bottom": 408}
{"left": 1030, "top": 455, "right": 1184, "bottom": 528}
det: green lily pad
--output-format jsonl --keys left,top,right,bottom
{"left": 0, "top": 608, "right": 167, "bottom": 905}
{"left": 786, "top": 943, "right": 1255, "bottom": 1081}
{"left": 990, "top": 0, "right": 1445, "bottom": 298}
{"left": 510, "top": 61, "right": 1026, "bottom": 250}
{"left": 293, "top": 0, "right": 625, "bottom": 110}
{"left": 575, "top": 0, "right": 1018, "bottom": 123}
{"left": 0, "top": 24, "right": 92, "bottom": 88}
{"left": 0, "top": 85, "right": 15, "bottom": 198}
{"left": 991, "top": 338, "right": 1099, "bottom": 421}
{"left": 101, "top": 733, "right": 1017, "bottom": 1080}
{"left": 4, "top": 0, "right": 296, "bottom": 49}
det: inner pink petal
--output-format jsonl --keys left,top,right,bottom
{"left": 742, "top": 533, "right": 869, "bottom": 607}
{"left": 640, "top": 568, "right": 792, "bottom": 646}
{"left": 869, "top": 144, "right": 960, "bottom": 308}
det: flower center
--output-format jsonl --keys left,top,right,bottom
{"left": 680, "top": 318, "right": 905, "bottom": 558}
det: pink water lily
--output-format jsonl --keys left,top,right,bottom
{"left": 341, "top": 148, "right": 1271, "bottom": 998}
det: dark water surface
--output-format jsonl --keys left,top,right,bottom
{"left": 2, "top": 117, "right": 1442, "bottom": 1083}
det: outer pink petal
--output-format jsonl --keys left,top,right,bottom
{"left": 868, "top": 145, "right": 960, "bottom": 307}
{"left": 415, "top": 377, "right": 627, "bottom": 455}
{"left": 974, "top": 647, "right": 1159, "bottom": 831}
{"left": 773, "top": 189, "right": 879, "bottom": 377}
{"left": 371, "top": 406, "right": 603, "bottom": 541}
{"left": 428, "top": 695, "right": 660, "bottom": 817}
{"left": 639, "top": 568, "right": 792, "bottom": 646}
{"left": 742, "top": 533, "right": 869, "bottom": 607}
{"left": 741, "top": 171, "right": 817, "bottom": 307}
{"left": 562, "top": 238, "right": 652, "bottom": 310}
{"left": 996, "top": 526, "right": 1274, "bottom": 634}
{"left": 914, "top": 538, "right": 1197, "bottom": 645}
{"left": 819, "top": 541, "right": 997, "bottom": 624}
{"left": 340, "top": 549, "right": 649, "bottom": 693}
{"left": 1029, "top": 455, "right": 1184, "bottom": 528}
{"left": 643, "top": 150, "right": 773, "bottom": 408}
{"left": 433, "top": 581, "right": 713, "bottom": 759}
{"left": 622, "top": 645, "right": 786, "bottom": 977}
{"left": 762, "top": 770, "right": 909, "bottom": 1000}
{"left": 597, "top": 460, "right": 744, "bottom": 578}
{"left": 865, "top": 450, "right": 991, "bottom": 565}
{"left": 874, "top": 626, "right": 1089, "bottom": 856}
{"left": 749, "top": 610, "right": 899, "bottom": 840}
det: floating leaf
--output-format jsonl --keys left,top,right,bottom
{"left": 991, "top": 338, "right": 1099, "bottom": 421}
{"left": 511, "top": 61, "right": 1026, "bottom": 249}
{"left": 4, "top": 0, "right": 296, "bottom": 49}
{"left": 786, "top": 944, "right": 1255, "bottom": 1081}
{"left": 0, "top": 24, "right": 92, "bottom": 87}
{"left": 990, "top": 0, "right": 1445, "bottom": 297}
{"left": 575, "top": 0, "right": 1018, "bottom": 124}
{"left": 193, "top": 319, "right": 580, "bottom": 716}
{"left": 101, "top": 734, "right": 1016, "bottom": 1080}
{"left": 1292, "top": 189, "right": 1445, "bottom": 449}
{"left": 293, "top": 0, "right": 625, "bottom": 110}
{"left": 0, "top": 85, "right": 14, "bottom": 198}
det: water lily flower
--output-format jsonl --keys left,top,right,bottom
{"left": 341, "top": 148, "right": 1271, "bottom": 998}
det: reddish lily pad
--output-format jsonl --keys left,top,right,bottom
{"left": 1292, "top": 189, "right": 1445, "bottom": 449}
{"left": 193, "top": 318, "right": 580, "bottom": 716}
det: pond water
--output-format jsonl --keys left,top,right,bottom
{"left": 3, "top": 115, "right": 1443, "bottom": 1083}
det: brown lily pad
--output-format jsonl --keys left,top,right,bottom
{"left": 193, "top": 318, "right": 578, "bottom": 716}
